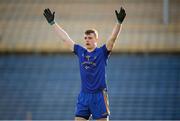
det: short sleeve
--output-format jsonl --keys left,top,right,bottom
{"left": 100, "top": 44, "right": 111, "bottom": 59}
{"left": 73, "top": 44, "right": 84, "bottom": 57}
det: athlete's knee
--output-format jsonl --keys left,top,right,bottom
{"left": 75, "top": 116, "right": 88, "bottom": 121}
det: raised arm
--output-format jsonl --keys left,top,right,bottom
{"left": 43, "top": 8, "right": 75, "bottom": 51}
{"left": 106, "top": 7, "right": 126, "bottom": 51}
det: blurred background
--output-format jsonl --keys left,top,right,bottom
{"left": 0, "top": 0, "right": 180, "bottom": 120}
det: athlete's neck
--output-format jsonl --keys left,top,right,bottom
{"left": 87, "top": 47, "right": 96, "bottom": 52}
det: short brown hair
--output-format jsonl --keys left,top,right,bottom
{"left": 85, "top": 29, "right": 98, "bottom": 39}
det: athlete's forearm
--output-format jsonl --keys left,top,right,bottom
{"left": 110, "top": 23, "right": 122, "bottom": 41}
{"left": 106, "top": 23, "right": 122, "bottom": 50}
{"left": 52, "top": 22, "right": 74, "bottom": 43}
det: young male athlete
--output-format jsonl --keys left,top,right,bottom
{"left": 43, "top": 7, "right": 126, "bottom": 121}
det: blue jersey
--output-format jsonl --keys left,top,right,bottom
{"left": 74, "top": 44, "right": 111, "bottom": 93}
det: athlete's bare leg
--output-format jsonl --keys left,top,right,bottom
{"left": 75, "top": 116, "right": 109, "bottom": 121}
{"left": 97, "top": 116, "right": 109, "bottom": 121}
{"left": 75, "top": 117, "right": 89, "bottom": 121}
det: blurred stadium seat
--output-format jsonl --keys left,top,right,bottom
{"left": 0, "top": 0, "right": 180, "bottom": 120}
{"left": 0, "top": 54, "right": 179, "bottom": 120}
{"left": 0, "top": 0, "right": 179, "bottom": 53}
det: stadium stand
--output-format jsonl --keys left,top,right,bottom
{"left": 0, "top": 0, "right": 179, "bottom": 53}
{"left": 0, "top": 54, "right": 180, "bottom": 120}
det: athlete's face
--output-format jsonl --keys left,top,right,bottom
{"left": 84, "top": 33, "right": 97, "bottom": 51}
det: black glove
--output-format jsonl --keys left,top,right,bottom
{"left": 115, "top": 7, "right": 126, "bottom": 24}
{"left": 43, "top": 8, "right": 55, "bottom": 25}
